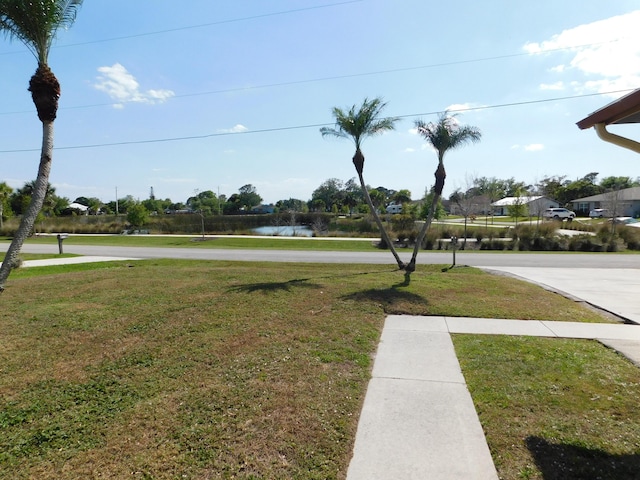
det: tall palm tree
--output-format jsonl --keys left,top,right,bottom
{"left": 406, "top": 112, "right": 481, "bottom": 272}
{"left": 0, "top": 0, "right": 83, "bottom": 292}
{"left": 320, "top": 97, "right": 405, "bottom": 269}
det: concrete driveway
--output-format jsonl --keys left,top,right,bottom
{"left": 476, "top": 266, "right": 640, "bottom": 324}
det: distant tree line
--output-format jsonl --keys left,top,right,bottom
{"left": 2, "top": 173, "right": 636, "bottom": 228}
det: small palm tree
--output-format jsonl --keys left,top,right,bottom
{"left": 321, "top": 97, "right": 405, "bottom": 269}
{"left": 0, "top": 0, "right": 83, "bottom": 292}
{"left": 406, "top": 112, "right": 481, "bottom": 272}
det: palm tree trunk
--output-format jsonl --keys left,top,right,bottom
{"left": 353, "top": 151, "right": 405, "bottom": 269}
{"left": 0, "top": 122, "right": 54, "bottom": 292}
{"left": 406, "top": 160, "right": 445, "bottom": 273}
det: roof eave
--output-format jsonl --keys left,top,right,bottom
{"left": 576, "top": 88, "right": 640, "bottom": 129}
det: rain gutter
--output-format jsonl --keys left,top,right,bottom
{"left": 594, "top": 123, "right": 640, "bottom": 154}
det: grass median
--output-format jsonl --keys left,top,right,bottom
{"left": 5, "top": 234, "right": 382, "bottom": 252}
{"left": 0, "top": 259, "right": 637, "bottom": 479}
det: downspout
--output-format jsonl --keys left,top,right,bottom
{"left": 594, "top": 123, "right": 640, "bottom": 154}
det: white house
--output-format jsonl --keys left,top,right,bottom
{"left": 491, "top": 196, "right": 559, "bottom": 216}
{"left": 66, "top": 202, "right": 89, "bottom": 215}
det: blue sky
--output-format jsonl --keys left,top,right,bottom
{"left": 1, "top": 0, "right": 639, "bottom": 205}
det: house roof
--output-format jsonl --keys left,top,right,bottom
{"left": 68, "top": 202, "right": 88, "bottom": 211}
{"left": 491, "top": 196, "right": 549, "bottom": 207}
{"left": 570, "top": 186, "right": 640, "bottom": 203}
{"left": 576, "top": 88, "right": 640, "bottom": 129}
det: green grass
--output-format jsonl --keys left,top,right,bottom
{"left": 455, "top": 335, "right": 640, "bottom": 479}
{"left": 3, "top": 234, "right": 383, "bottom": 252}
{"left": 0, "top": 260, "right": 613, "bottom": 479}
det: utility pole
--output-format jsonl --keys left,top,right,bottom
{"left": 115, "top": 186, "right": 119, "bottom": 216}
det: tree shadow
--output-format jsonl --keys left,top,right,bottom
{"left": 228, "top": 278, "right": 321, "bottom": 294}
{"left": 341, "top": 286, "right": 428, "bottom": 313}
{"left": 228, "top": 268, "right": 398, "bottom": 295}
{"left": 526, "top": 436, "right": 640, "bottom": 480}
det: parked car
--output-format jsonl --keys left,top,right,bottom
{"left": 589, "top": 208, "right": 610, "bottom": 218}
{"left": 611, "top": 217, "right": 640, "bottom": 227}
{"left": 386, "top": 204, "right": 402, "bottom": 214}
{"left": 542, "top": 208, "right": 575, "bottom": 220}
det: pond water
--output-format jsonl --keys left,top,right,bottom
{"left": 252, "top": 225, "right": 314, "bottom": 237}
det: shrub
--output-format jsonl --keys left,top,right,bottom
{"left": 618, "top": 226, "right": 640, "bottom": 250}
{"left": 568, "top": 236, "right": 603, "bottom": 252}
{"left": 480, "top": 240, "right": 507, "bottom": 250}
{"left": 390, "top": 214, "right": 416, "bottom": 232}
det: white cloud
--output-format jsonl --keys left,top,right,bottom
{"left": 404, "top": 147, "right": 416, "bottom": 153}
{"left": 523, "top": 10, "right": 640, "bottom": 96}
{"left": 539, "top": 81, "right": 564, "bottom": 91}
{"left": 445, "top": 102, "right": 486, "bottom": 113}
{"left": 94, "top": 63, "right": 175, "bottom": 107}
{"left": 510, "top": 143, "right": 544, "bottom": 151}
{"left": 524, "top": 144, "right": 545, "bottom": 152}
{"left": 217, "top": 124, "right": 249, "bottom": 134}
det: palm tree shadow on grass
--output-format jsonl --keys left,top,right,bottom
{"left": 526, "top": 436, "right": 640, "bottom": 480}
{"left": 229, "top": 278, "right": 321, "bottom": 294}
{"left": 341, "top": 285, "right": 428, "bottom": 314}
{"left": 228, "top": 269, "right": 396, "bottom": 294}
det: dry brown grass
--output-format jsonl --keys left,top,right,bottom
{"left": 0, "top": 260, "right": 611, "bottom": 479}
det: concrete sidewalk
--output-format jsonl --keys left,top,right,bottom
{"left": 21, "top": 256, "right": 141, "bottom": 268}
{"left": 346, "top": 315, "right": 640, "bottom": 479}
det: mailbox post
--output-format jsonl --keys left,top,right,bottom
{"left": 451, "top": 235, "right": 458, "bottom": 267}
{"left": 56, "top": 233, "right": 68, "bottom": 254}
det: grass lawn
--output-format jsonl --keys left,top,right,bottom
{"left": 455, "top": 335, "right": 640, "bottom": 480}
{"left": 0, "top": 259, "right": 636, "bottom": 479}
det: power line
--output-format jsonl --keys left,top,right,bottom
{"left": 0, "top": 0, "right": 364, "bottom": 55}
{"left": 0, "top": 39, "right": 624, "bottom": 117}
{"left": 0, "top": 89, "right": 631, "bottom": 154}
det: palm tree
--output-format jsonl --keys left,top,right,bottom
{"left": 320, "top": 97, "right": 405, "bottom": 269}
{"left": 0, "top": 0, "right": 83, "bottom": 292}
{"left": 406, "top": 112, "right": 481, "bottom": 272}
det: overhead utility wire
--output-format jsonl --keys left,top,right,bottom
{"left": 0, "top": 89, "right": 632, "bottom": 154}
{"left": 0, "top": 39, "right": 623, "bottom": 117}
{"left": 0, "top": 0, "right": 363, "bottom": 55}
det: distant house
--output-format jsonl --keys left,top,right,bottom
{"left": 570, "top": 186, "right": 640, "bottom": 217}
{"left": 251, "top": 204, "right": 276, "bottom": 214}
{"left": 491, "top": 196, "right": 559, "bottom": 216}
{"left": 447, "top": 194, "right": 493, "bottom": 216}
{"left": 64, "top": 202, "right": 89, "bottom": 215}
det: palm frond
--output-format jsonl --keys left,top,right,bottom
{"left": 319, "top": 126, "right": 350, "bottom": 141}
{"left": 0, "top": 0, "right": 83, "bottom": 64}
{"left": 320, "top": 97, "right": 398, "bottom": 149}
{"left": 415, "top": 111, "right": 482, "bottom": 159}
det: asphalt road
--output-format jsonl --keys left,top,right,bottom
{"left": 8, "top": 242, "right": 640, "bottom": 269}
